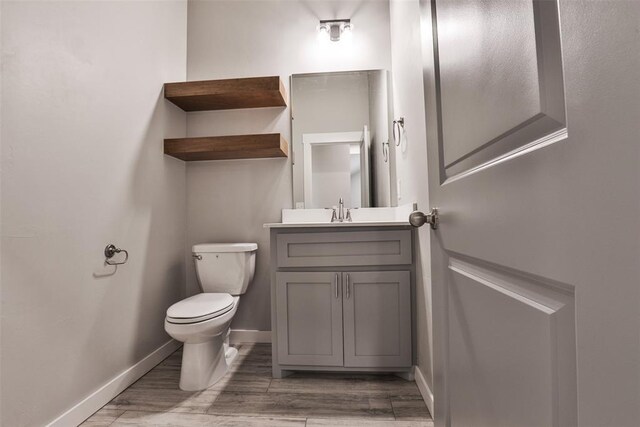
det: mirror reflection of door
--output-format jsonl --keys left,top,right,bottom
{"left": 291, "top": 70, "right": 396, "bottom": 209}
{"left": 302, "top": 128, "right": 370, "bottom": 208}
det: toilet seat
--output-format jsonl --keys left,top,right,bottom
{"left": 166, "top": 293, "right": 234, "bottom": 324}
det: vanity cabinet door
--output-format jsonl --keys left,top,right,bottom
{"left": 275, "top": 272, "right": 344, "bottom": 366}
{"left": 342, "top": 271, "right": 411, "bottom": 368}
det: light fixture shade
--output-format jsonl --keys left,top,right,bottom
{"left": 317, "top": 23, "right": 330, "bottom": 41}
{"left": 341, "top": 22, "right": 353, "bottom": 42}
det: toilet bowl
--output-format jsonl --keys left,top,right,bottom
{"left": 164, "top": 243, "right": 257, "bottom": 391}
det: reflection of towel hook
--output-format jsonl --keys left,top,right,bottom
{"left": 382, "top": 141, "right": 390, "bottom": 163}
{"left": 393, "top": 117, "right": 405, "bottom": 147}
{"left": 104, "top": 244, "right": 129, "bottom": 266}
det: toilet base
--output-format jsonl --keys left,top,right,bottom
{"left": 179, "top": 335, "right": 238, "bottom": 391}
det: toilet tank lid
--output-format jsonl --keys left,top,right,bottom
{"left": 192, "top": 243, "right": 258, "bottom": 253}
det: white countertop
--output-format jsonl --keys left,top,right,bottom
{"left": 264, "top": 203, "right": 416, "bottom": 228}
{"left": 264, "top": 220, "right": 411, "bottom": 228}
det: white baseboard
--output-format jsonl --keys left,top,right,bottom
{"left": 47, "top": 339, "right": 181, "bottom": 427}
{"left": 229, "top": 329, "right": 272, "bottom": 344}
{"left": 414, "top": 365, "right": 434, "bottom": 418}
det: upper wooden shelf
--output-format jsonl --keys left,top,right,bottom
{"left": 164, "top": 133, "right": 289, "bottom": 162}
{"left": 164, "top": 76, "right": 288, "bottom": 112}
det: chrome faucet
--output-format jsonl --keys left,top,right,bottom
{"left": 327, "top": 198, "right": 347, "bottom": 222}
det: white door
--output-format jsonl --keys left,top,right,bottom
{"left": 417, "top": 0, "right": 640, "bottom": 426}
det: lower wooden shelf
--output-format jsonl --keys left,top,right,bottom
{"left": 164, "top": 133, "right": 288, "bottom": 161}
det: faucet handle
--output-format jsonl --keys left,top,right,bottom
{"left": 325, "top": 206, "right": 338, "bottom": 222}
{"left": 345, "top": 206, "right": 359, "bottom": 222}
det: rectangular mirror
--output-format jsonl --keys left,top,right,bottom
{"left": 291, "top": 70, "right": 397, "bottom": 209}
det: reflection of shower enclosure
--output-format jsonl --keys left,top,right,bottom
{"left": 302, "top": 126, "right": 371, "bottom": 208}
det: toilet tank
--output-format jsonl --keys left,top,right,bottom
{"left": 192, "top": 243, "right": 257, "bottom": 295}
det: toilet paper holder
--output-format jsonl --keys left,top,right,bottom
{"left": 104, "top": 244, "right": 129, "bottom": 266}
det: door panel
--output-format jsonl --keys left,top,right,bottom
{"left": 275, "top": 272, "right": 343, "bottom": 366}
{"left": 420, "top": 0, "right": 640, "bottom": 425}
{"left": 447, "top": 259, "right": 575, "bottom": 427}
{"left": 435, "top": 0, "right": 566, "bottom": 180}
{"left": 343, "top": 271, "right": 412, "bottom": 367}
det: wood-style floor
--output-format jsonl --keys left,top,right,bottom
{"left": 82, "top": 343, "right": 433, "bottom": 426}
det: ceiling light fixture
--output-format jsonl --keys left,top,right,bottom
{"left": 318, "top": 19, "right": 352, "bottom": 42}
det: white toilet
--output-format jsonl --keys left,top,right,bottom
{"left": 164, "top": 243, "right": 257, "bottom": 391}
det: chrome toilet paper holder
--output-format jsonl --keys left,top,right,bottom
{"left": 104, "top": 244, "right": 129, "bottom": 266}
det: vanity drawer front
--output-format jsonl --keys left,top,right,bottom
{"left": 276, "top": 230, "right": 412, "bottom": 267}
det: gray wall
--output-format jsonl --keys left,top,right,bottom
{"left": 0, "top": 1, "right": 188, "bottom": 425}
{"left": 389, "top": 0, "right": 433, "bottom": 395}
{"left": 185, "top": 0, "right": 392, "bottom": 331}
{"left": 368, "top": 70, "right": 393, "bottom": 207}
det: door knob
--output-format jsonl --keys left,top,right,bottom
{"left": 409, "top": 208, "right": 439, "bottom": 230}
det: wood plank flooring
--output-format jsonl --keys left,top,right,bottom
{"left": 82, "top": 343, "right": 433, "bottom": 426}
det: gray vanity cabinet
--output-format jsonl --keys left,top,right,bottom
{"left": 276, "top": 270, "right": 411, "bottom": 368}
{"left": 343, "top": 271, "right": 411, "bottom": 368}
{"left": 270, "top": 227, "right": 415, "bottom": 377}
{"left": 275, "top": 272, "right": 344, "bottom": 366}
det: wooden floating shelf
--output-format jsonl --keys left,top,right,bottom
{"left": 164, "top": 76, "right": 287, "bottom": 112}
{"left": 164, "top": 133, "right": 289, "bottom": 161}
